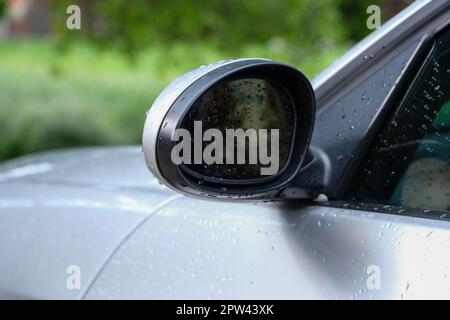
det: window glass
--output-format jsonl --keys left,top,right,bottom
{"left": 346, "top": 29, "right": 450, "bottom": 212}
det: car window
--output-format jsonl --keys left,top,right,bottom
{"left": 346, "top": 28, "right": 450, "bottom": 212}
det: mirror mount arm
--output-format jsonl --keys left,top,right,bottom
{"left": 278, "top": 146, "right": 332, "bottom": 199}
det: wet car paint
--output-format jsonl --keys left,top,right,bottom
{"left": 84, "top": 195, "right": 450, "bottom": 299}
{"left": 1, "top": 146, "right": 450, "bottom": 299}
{"left": 0, "top": 147, "right": 180, "bottom": 299}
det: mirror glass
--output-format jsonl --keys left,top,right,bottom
{"left": 178, "top": 78, "right": 295, "bottom": 181}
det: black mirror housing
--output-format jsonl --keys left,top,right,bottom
{"left": 143, "top": 59, "right": 315, "bottom": 200}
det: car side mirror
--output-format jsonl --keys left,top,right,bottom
{"left": 143, "top": 59, "right": 315, "bottom": 200}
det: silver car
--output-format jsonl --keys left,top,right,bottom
{"left": 1, "top": 0, "right": 449, "bottom": 299}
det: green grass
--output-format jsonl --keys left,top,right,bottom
{"left": 0, "top": 40, "right": 348, "bottom": 161}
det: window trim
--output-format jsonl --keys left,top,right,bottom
{"left": 340, "top": 25, "right": 450, "bottom": 214}
{"left": 319, "top": 201, "right": 450, "bottom": 222}
{"left": 335, "top": 34, "right": 434, "bottom": 198}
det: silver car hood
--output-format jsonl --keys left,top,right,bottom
{"left": 0, "top": 146, "right": 169, "bottom": 192}
{"left": 0, "top": 147, "right": 181, "bottom": 299}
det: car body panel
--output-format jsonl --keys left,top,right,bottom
{"left": 85, "top": 196, "right": 450, "bottom": 299}
{"left": 1, "top": 146, "right": 450, "bottom": 299}
{"left": 0, "top": 147, "right": 180, "bottom": 299}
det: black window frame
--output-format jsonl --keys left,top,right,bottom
{"left": 338, "top": 25, "right": 450, "bottom": 218}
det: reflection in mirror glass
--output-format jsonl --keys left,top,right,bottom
{"left": 180, "top": 78, "right": 295, "bottom": 180}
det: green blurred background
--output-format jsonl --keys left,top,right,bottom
{"left": 0, "top": 0, "right": 410, "bottom": 161}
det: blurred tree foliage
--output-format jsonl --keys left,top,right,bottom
{"left": 0, "top": 0, "right": 5, "bottom": 17}
{"left": 1, "top": 0, "right": 391, "bottom": 162}
{"left": 54, "top": 0, "right": 379, "bottom": 55}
